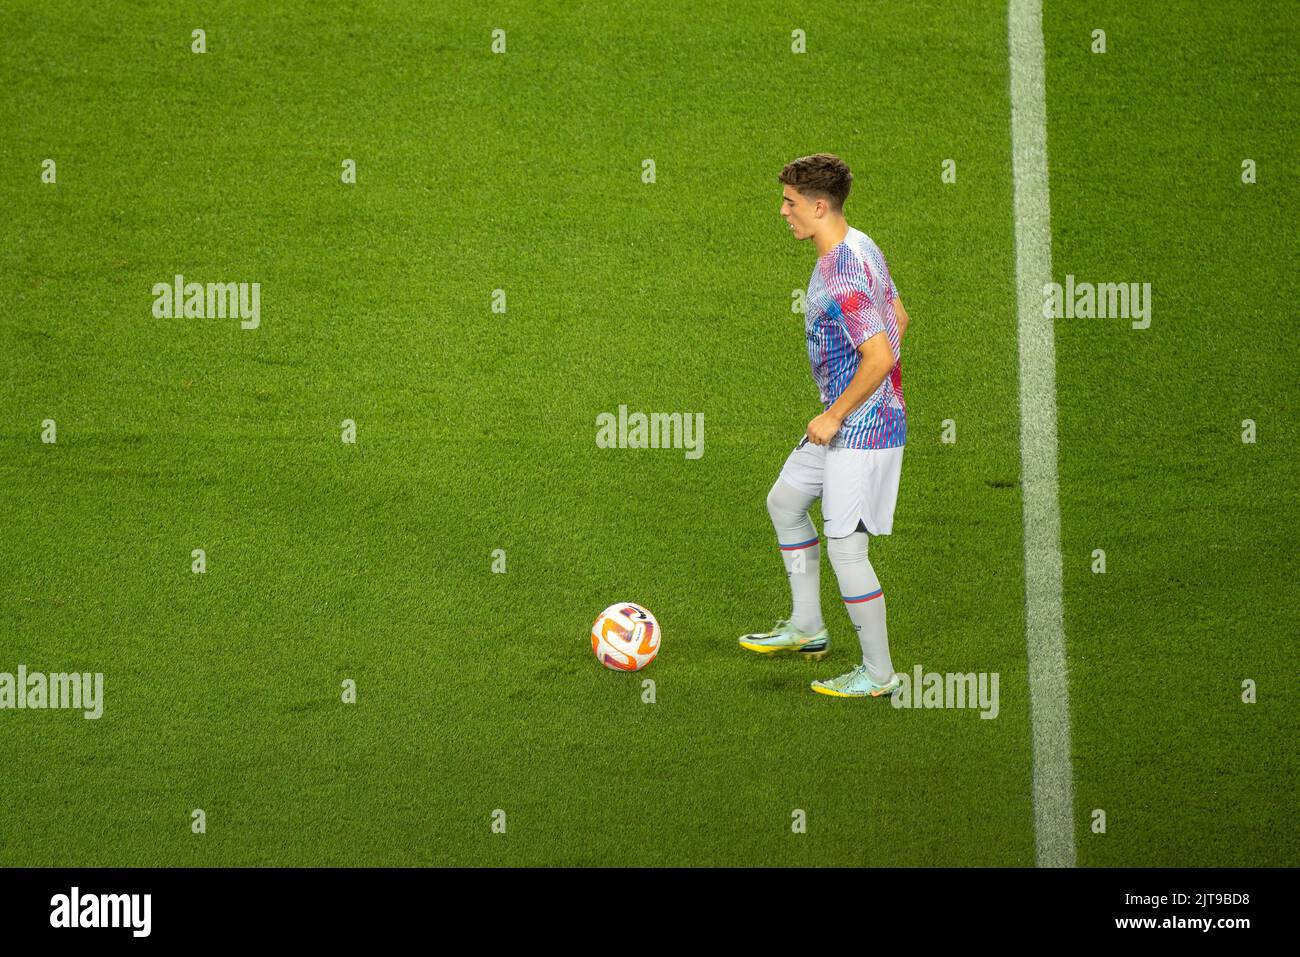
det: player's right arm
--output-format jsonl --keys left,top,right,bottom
{"left": 892, "top": 297, "right": 909, "bottom": 343}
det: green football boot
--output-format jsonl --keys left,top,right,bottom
{"left": 810, "top": 664, "right": 902, "bottom": 698}
{"left": 738, "top": 618, "right": 831, "bottom": 660}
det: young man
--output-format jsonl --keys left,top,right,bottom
{"left": 739, "top": 153, "right": 910, "bottom": 699}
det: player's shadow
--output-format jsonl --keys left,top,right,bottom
{"left": 746, "top": 669, "right": 824, "bottom": 694}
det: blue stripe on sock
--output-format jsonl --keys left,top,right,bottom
{"left": 779, "top": 537, "right": 819, "bottom": 551}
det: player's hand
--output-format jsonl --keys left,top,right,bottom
{"left": 806, "top": 409, "right": 843, "bottom": 446}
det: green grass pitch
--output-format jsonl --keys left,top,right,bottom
{"left": 1, "top": 0, "right": 1295, "bottom": 867}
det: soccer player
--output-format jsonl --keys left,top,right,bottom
{"left": 739, "top": 153, "right": 910, "bottom": 699}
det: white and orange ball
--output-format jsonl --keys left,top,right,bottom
{"left": 590, "top": 602, "right": 661, "bottom": 672}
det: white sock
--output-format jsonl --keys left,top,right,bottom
{"left": 827, "top": 531, "right": 895, "bottom": 683}
{"left": 766, "top": 479, "right": 824, "bottom": 634}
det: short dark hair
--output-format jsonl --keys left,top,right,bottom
{"left": 778, "top": 153, "right": 853, "bottom": 212}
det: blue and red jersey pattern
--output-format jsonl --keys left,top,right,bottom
{"left": 805, "top": 227, "right": 906, "bottom": 449}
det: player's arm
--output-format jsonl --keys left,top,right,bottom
{"left": 892, "top": 297, "right": 909, "bottom": 342}
{"left": 806, "top": 332, "right": 895, "bottom": 445}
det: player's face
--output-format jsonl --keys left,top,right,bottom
{"left": 781, "top": 189, "right": 810, "bottom": 240}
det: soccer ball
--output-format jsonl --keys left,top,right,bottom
{"left": 590, "top": 602, "right": 661, "bottom": 672}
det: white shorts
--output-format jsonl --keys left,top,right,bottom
{"left": 778, "top": 436, "right": 904, "bottom": 538}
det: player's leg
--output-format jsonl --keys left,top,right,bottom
{"left": 816, "top": 527, "right": 899, "bottom": 694}
{"left": 810, "top": 446, "right": 905, "bottom": 697}
{"left": 738, "top": 438, "right": 831, "bottom": 659}
{"left": 768, "top": 477, "right": 825, "bottom": 635}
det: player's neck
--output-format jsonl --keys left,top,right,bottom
{"left": 814, "top": 219, "right": 851, "bottom": 258}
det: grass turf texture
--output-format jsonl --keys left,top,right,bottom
{"left": 0, "top": 0, "right": 1294, "bottom": 866}
{"left": 1045, "top": 2, "right": 1298, "bottom": 865}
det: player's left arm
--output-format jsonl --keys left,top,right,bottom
{"left": 806, "top": 332, "right": 895, "bottom": 445}
{"left": 892, "top": 296, "right": 909, "bottom": 342}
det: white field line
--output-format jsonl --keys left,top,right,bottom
{"left": 1008, "top": 0, "right": 1077, "bottom": 868}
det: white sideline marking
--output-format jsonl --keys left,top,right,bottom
{"left": 1008, "top": 0, "right": 1077, "bottom": 868}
